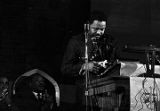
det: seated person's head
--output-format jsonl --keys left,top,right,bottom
{"left": 29, "top": 74, "right": 46, "bottom": 93}
{"left": 0, "top": 77, "right": 9, "bottom": 100}
{"left": 0, "top": 77, "right": 9, "bottom": 92}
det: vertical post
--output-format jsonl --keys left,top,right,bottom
{"left": 151, "top": 50, "right": 157, "bottom": 111}
{"left": 150, "top": 45, "right": 157, "bottom": 111}
{"left": 84, "top": 23, "right": 90, "bottom": 111}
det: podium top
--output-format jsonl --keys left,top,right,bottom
{"left": 120, "top": 61, "right": 160, "bottom": 77}
{"left": 124, "top": 45, "right": 160, "bottom": 52}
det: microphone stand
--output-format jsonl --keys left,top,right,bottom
{"left": 84, "top": 23, "right": 90, "bottom": 111}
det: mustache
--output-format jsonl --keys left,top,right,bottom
{"left": 90, "top": 33, "right": 102, "bottom": 42}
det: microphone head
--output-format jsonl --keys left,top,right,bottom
{"left": 84, "top": 23, "right": 90, "bottom": 32}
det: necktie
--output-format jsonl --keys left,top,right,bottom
{"left": 37, "top": 93, "right": 43, "bottom": 101}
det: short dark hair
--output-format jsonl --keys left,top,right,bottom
{"left": 30, "top": 73, "right": 43, "bottom": 80}
{"left": 88, "top": 10, "right": 107, "bottom": 24}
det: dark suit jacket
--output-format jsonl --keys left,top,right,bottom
{"left": 61, "top": 33, "right": 119, "bottom": 77}
{"left": 13, "top": 78, "right": 57, "bottom": 111}
{"left": 13, "top": 86, "right": 42, "bottom": 111}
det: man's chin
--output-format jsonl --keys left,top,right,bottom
{"left": 91, "top": 36, "right": 101, "bottom": 42}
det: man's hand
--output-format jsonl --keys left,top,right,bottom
{"left": 82, "top": 61, "right": 102, "bottom": 74}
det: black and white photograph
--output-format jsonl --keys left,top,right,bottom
{"left": 0, "top": 0, "right": 160, "bottom": 111}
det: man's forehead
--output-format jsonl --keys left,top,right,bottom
{"left": 32, "top": 75, "right": 44, "bottom": 81}
{"left": 91, "top": 20, "right": 106, "bottom": 28}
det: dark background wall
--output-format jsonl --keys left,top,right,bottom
{"left": 0, "top": 0, "right": 160, "bottom": 83}
{"left": 0, "top": 0, "right": 90, "bottom": 82}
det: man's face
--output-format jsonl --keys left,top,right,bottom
{"left": 89, "top": 20, "right": 106, "bottom": 39}
{"left": 31, "top": 75, "right": 46, "bottom": 92}
{"left": 0, "top": 77, "right": 8, "bottom": 91}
